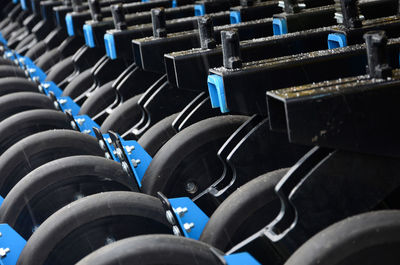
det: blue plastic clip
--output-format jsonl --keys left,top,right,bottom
{"left": 72, "top": 115, "right": 100, "bottom": 137}
{"left": 172, "top": 0, "right": 177, "bottom": 7}
{"left": 272, "top": 18, "right": 288, "bottom": 35}
{"left": 169, "top": 197, "right": 209, "bottom": 240}
{"left": 224, "top": 253, "right": 261, "bottom": 265}
{"left": 104, "top": 34, "right": 117, "bottom": 59}
{"left": 65, "top": 14, "right": 75, "bottom": 36}
{"left": 327, "top": 33, "right": 347, "bottom": 49}
{"left": 230, "top": 11, "right": 241, "bottom": 24}
{"left": 0, "top": 224, "right": 26, "bottom": 265}
{"left": 20, "top": 0, "right": 27, "bottom": 10}
{"left": 194, "top": 4, "right": 206, "bottom": 16}
{"left": 207, "top": 74, "right": 229, "bottom": 113}
{"left": 83, "top": 25, "right": 95, "bottom": 48}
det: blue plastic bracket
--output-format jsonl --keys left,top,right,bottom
{"left": 72, "top": 115, "right": 100, "bottom": 137}
{"left": 194, "top": 4, "right": 206, "bottom": 16}
{"left": 327, "top": 33, "right": 347, "bottom": 49}
{"left": 97, "top": 133, "right": 119, "bottom": 161}
{"left": 224, "top": 253, "right": 261, "bottom": 265}
{"left": 16, "top": 54, "right": 29, "bottom": 69}
{"left": 21, "top": 57, "right": 47, "bottom": 82}
{"left": 272, "top": 18, "right": 288, "bottom": 35}
{"left": 96, "top": 131, "right": 152, "bottom": 187}
{"left": 65, "top": 14, "right": 75, "bottom": 36}
{"left": 207, "top": 74, "right": 229, "bottom": 113}
{"left": 0, "top": 224, "right": 26, "bottom": 265}
{"left": 26, "top": 66, "right": 47, "bottom": 82}
{"left": 169, "top": 197, "right": 209, "bottom": 240}
{"left": 118, "top": 137, "right": 152, "bottom": 186}
{"left": 56, "top": 96, "right": 81, "bottom": 116}
{"left": 104, "top": 34, "right": 117, "bottom": 59}
{"left": 4, "top": 52, "right": 15, "bottom": 61}
{"left": 83, "top": 25, "right": 95, "bottom": 48}
{"left": 40, "top": 81, "right": 63, "bottom": 98}
{"left": 12, "top": 57, "right": 61, "bottom": 98}
{"left": 230, "top": 11, "right": 241, "bottom": 24}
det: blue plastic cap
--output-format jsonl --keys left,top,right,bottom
{"left": 66, "top": 14, "right": 75, "bottom": 36}
{"left": 224, "top": 253, "right": 261, "bottom": 265}
{"left": 327, "top": 33, "right": 347, "bottom": 49}
{"left": 272, "top": 17, "right": 288, "bottom": 35}
{"left": 12, "top": 0, "right": 18, "bottom": 4}
{"left": 104, "top": 33, "right": 117, "bottom": 59}
{"left": 230, "top": 11, "right": 241, "bottom": 24}
{"left": 21, "top": 0, "right": 27, "bottom": 10}
{"left": 172, "top": 0, "right": 177, "bottom": 7}
{"left": 194, "top": 4, "right": 205, "bottom": 16}
{"left": 83, "top": 24, "right": 95, "bottom": 48}
{"left": 208, "top": 74, "right": 229, "bottom": 113}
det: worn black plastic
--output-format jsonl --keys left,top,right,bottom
{"left": 89, "top": 0, "right": 103, "bottom": 22}
{"left": 112, "top": 4, "right": 127, "bottom": 30}
{"left": 221, "top": 29, "right": 241, "bottom": 69}
{"left": 198, "top": 15, "right": 216, "bottom": 49}
{"left": 151, "top": 8, "right": 167, "bottom": 37}
{"left": 335, "top": 0, "right": 362, "bottom": 29}
{"left": 364, "top": 30, "right": 392, "bottom": 78}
